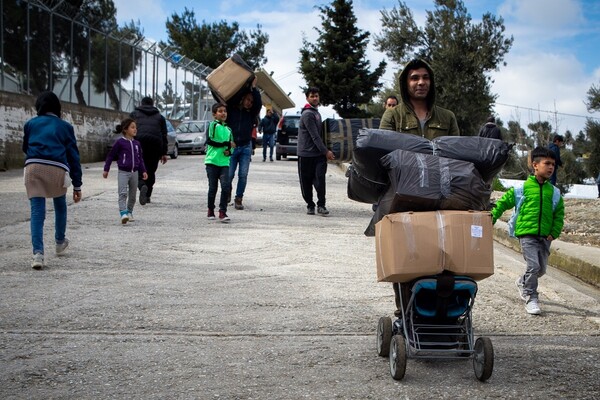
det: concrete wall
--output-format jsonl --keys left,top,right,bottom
{"left": 0, "top": 91, "right": 128, "bottom": 171}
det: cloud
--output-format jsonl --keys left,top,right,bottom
{"left": 499, "top": 0, "right": 584, "bottom": 30}
{"left": 497, "top": 0, "right": 588, "bottom": 58}
{"left": 492, "top": 51, "right": 593, "bottom": 133}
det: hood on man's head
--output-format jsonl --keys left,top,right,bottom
{"left": 398, "top": 58, "right": 436, "bottom": 110}
{"left": 35, "top": 91, "right": 61, "bottom": 117}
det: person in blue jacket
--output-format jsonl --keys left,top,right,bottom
{"left": 548, "top": 134, "right": 564, "bottom": 185}
{"left": 23, "top": 91, "right": 82, "bottom": 270}
{"left": 103, "top": 118, "right": 148, "bottom": 224}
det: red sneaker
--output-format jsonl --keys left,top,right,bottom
{"left": 218, "top": 210, "right": 230, "bottom": 223}
{"left": 207, "top": 209, "right": 216, "bottom": 220}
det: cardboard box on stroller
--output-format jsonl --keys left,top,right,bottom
{"left": 375, "top": 211, "right": 494, "bottom": 282}
{"left": 207, "top": 55, "right": 254, "bottom": 103}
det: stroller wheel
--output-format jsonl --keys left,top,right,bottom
{"left": 377, "top": 316, "right": 392, "bottom": 357}
{"left": 473, "top": 337, "right": 494, "bottom": 382}
{"left": 389, "top": 335, "right": 407, "bottom": 380}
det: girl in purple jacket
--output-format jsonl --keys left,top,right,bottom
{"left": 103, "top": 118, "right": 147, "bottom": 224}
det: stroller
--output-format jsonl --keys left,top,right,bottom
{"left": 376, "top": 272, "right": 494, "bottom": 381}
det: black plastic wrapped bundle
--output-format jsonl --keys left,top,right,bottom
{"left": 432, "top": 136, "right": 512, "bottom": 183}
{"left": 363, "top": 150, "right": 492, "bottom": 236}
{"left": 346, "top": 164, "right": 388, "bottom": 204}
{"left": 352, "top": 128, "right": 432, "bottom": 184}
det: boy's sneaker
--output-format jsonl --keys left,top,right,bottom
{"left": 317, "top": 206, "right": 329, "bottom": 216}
{"left": 56, "top": 238, "right": 69, "bottom": 255}
{"left": 515, "top": 277, "right": 527, "bottom": 301}
{"left": 525, "top": 298, "right": 541, "bottom": 315}
{"left": 219, "top": 211, "right": 230, "bottom": 223}
{"left": 121, "top": 213, "right": 129, "bottom": 224}
{"left": 207, "top": 209, "right": 216, "bottom": 220}
{"left": 307, "top": 206, "right": 315, "bottom": 215}
{"left": 139, "top": 185, "right": 148, "bottom": 205}
{"left": 31, "top": 253, "right": 44, "bottom": 270}
{"left": 127, "top": 213, "right": 135, "bottom": 222}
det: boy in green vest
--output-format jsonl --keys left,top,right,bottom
{"left": 205, "top": 103, "right": 235, "bottom": 223}
{"left": 491, "top": 147, "right": 565, "bottom": 315}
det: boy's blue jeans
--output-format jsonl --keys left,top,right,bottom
{"left": 519, "top": 236, "right": 551, "bottom": 300}
{"left": 228, "top": 143, "right": 252, "bottom": 199}
{"left": 30, "top": 195, "right": 67, "bottom": 255}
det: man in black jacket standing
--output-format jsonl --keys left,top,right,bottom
{"left": 478, "top": 116, "right": 502, "bottom": 140}
{"left": 130, "top": 97, "right": 168, "bottom": 205}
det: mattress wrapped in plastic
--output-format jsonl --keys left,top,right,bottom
{"left": 432, "top": 136, "right": 512, "bottom": 183}
{"left": 324, "top": 118, "right": 380, "bottom": 162}
{"left": 352, "top": 128, "right": 432, "bottom": 184}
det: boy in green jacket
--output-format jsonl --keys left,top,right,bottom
{"left": 205, "top": 103, "right": 235, "bottom": 223}
{"left": 491, "top": 147, "right": 565, "bottom": 315}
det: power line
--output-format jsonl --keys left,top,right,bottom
{"left": 495, "top": 102, "right": 600, "bottom": 121}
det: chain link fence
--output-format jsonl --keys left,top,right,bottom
{"left": 1, "top": 0, "right": 213, "bottom": 120}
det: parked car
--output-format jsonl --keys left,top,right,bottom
{"left": 275, "top": 114, "right": 301, "bottom": 160}
{"left": 255, "top": 129, "right": 263, "bottom": 147}
{"left": 165, "top": 120, "right": 179, "bottom": 159}
{"left": 175, "top": 120, "right": 210, "bottom": 155}
{"left": 107, "top": 119, "right": 178, "bottom": 159}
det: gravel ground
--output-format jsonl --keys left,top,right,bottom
{"left": 0, "top": 155, "right": 598, "bottom": 399}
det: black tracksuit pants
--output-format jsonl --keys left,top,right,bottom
{"left": 298, "top": 155, "right": 327, "bottom": 208}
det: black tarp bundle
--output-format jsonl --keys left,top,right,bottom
{"left": 382, "top": 149, "right": 491, "bottom": 212}
{"left": 432, "top": 136, "right": 513, "bottom": 184}
{"left": 346, "top": 164, "right": 387, "bottom": 204}
{"left": 363, "top": 150, "right": 492, "bottom": 236}
{"left": 352, "top": 128, "right": 432, "bottom": 184}
{"left": 348, "top": 129, "right": 507, "bottom": 236}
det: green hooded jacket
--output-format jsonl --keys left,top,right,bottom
{"left": 491, "top": 175, "right": 565, "bottom": 239}
{"left": 380, "top": 59, "right": 459, "bottom": 139}
{"left": 204, "top": 120, "right": 233, "bottom": 168}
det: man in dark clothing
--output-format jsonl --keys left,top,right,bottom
{"left": 548, "top": 134, "right": 564, "bottom": 186}
{"left": 130, "top": 97, "right": 168, "bottom": 204}
{"left": 227, "top": 77, "right": 262, "bottom": 210}
{"left": 258, "top": 108, "right": 280, "bottom": 162}
{"left": 297, "top": 87, "right": 335, "bottom": 216}
{"left": 478, "top": 116, "right": 502, "bottom": 140}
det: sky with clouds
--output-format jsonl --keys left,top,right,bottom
{"left": 113, "top": 0, "right": 600, "bottom": 135}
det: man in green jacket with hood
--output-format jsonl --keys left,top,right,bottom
{"left": 380, "top": 59, "right": 459, "bottom": 139}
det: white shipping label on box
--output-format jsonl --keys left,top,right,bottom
{"left": 471, "top": 224, "right": 483, "bottom": 238}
